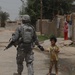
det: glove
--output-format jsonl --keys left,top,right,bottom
{"left": 38, "top": 45, "right": 44, "bottom": 51}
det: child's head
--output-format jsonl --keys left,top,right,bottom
{"left": 50, "top": 36, "right": 57, "bottom": 46}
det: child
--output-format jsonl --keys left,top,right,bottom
{"left": 46, "top": 36, "right": 59, "bottom": 75}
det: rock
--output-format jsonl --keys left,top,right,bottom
{"left": 63, "top": 40, "right": 73, "bottom": 46}
{"left": 41, "top": 38, "right": 73, "bottom": 49}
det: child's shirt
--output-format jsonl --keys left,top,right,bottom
{"left": 49, "top": 45, "right": 59, "bottom": 61}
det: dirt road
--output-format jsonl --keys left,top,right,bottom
{"left": 0, "top": 29, "right": 75, "bottom": 75}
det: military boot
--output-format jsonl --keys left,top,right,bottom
{"left": 13, "top": 73, "right": 21, "bottom": 75}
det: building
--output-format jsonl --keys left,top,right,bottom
{"left": 15, "top": 15, "right": 23, "bottom": 25}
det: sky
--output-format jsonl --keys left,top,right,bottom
{"left": 0, "top": 0, "right": 75, "bottom": 21}
{"left": 0, "top": 0, "right": 26, "bottom": 21}
{"left": 73, "top": 1, "right": 75, "bottom": 5}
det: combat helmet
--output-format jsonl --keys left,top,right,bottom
{"left": 22, "top": 15, "right": 31, "bottom": 23}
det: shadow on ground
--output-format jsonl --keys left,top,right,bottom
{"left": 51, "top": 73, "right": 56, "bottom": 75}
{"left": 35, "top": 49, "right": 75, "bottom": 75}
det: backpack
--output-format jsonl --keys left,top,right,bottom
{"left": 21, "top": 24, "right": 34, "bottom": 43}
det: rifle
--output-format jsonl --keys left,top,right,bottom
{"left": 4, "top": 37, "right": 23, "bottom": 51}
{"left": 4, "top": 41, "right": 15, "bottom": 51}
{"left": 4, "top": 33, "right": 19, "bottom": 51}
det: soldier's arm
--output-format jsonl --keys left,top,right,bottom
{"left": 12, "top": 27, "right": 20, "bottom": 42}
{"left": 33, "top": 28, "right": 39, "bottom": 45}
{"left": 33, "top": 29, "right": 44, "bottom": 51}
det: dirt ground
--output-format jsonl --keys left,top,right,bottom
{"left": 0, "top": 28, "right": 75, "bottom": 75}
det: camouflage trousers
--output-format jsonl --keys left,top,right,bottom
{"left": 16, "top": 49, "right": 34, "bottom": 75}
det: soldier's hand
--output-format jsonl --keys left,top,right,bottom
{"left": 4, "top": 46, "right": 7, "bottom": 51}
{"left": 4, "top": 48, "right": 6, "bottom": 51}
{"left": 38, "top": 45, "right": 44, "bottom": 51}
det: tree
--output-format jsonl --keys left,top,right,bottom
{"left": 19, "top": 0, "right": 73, "bottom": 25}
{"left": 42, "top": 0, "right": 73, "bottom": 19}
{"left": 0, "top": 11, "right": 9, "bottom": 27}
{"left": 0, "top": 7, "right": 1, "bottom": 11}
{"left": 20, "top": 0, "right": 41, "bottom": 26}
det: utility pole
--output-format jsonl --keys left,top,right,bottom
{"left": 57, "top": 0, "right": 59, "bottom": 15}
{"left": 40, "top": 0, "right": 43, "bottom": 34}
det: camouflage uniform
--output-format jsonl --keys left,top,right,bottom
{"left": 12, "top": 24, "right": 38, "bottom": 75}
{"left": 16, "top": 44, "right": 34, "bottom": 75}
{"left": 12, "top": 16, "right": 39, "bottom": 75}
{"left": 6, "top": 15, "right": 44, "bottom": 75}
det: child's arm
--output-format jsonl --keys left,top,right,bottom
{"left": 44, "top": 49, "right": 49, "bottom": 52}
{"left": 55, "top": 46, "right": 59, "bottom": 53}
{"left": 44, "top": 48, "right": 50, "bottom": 52}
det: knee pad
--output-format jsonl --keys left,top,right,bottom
{"left": 17, "top": 60, "right": 23, "bottom": 65}
{"left": 26, "top": 61, "right": 33, "bottom": 67}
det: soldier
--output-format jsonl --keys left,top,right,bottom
{"left": 4, "top": 15, "right": 44, "bottom": 75}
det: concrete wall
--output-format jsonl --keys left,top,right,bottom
{"left": 5, "top": 22, "right": 19, "bottom": 30}
{"left": 36, "top": 16, "right": 65, "bottom": 37}
{"left": 36, "top": 19, "right": 57, "bottom": 36}
{"left": 58, "top": 16, "right": 64, "bottom": 37}
{"left": 72, "top": 13, "right": 75, "bottom": 41}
